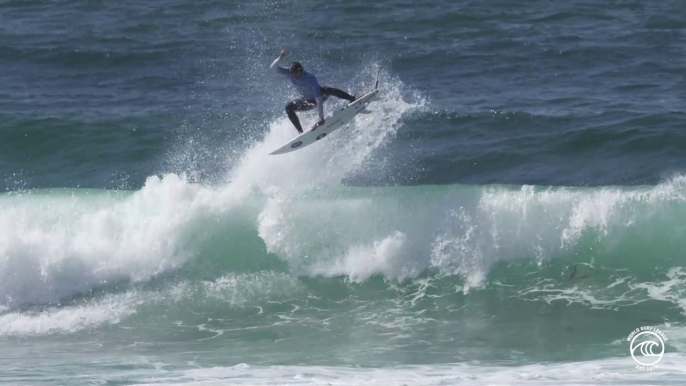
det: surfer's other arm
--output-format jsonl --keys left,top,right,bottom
{"left": 270, "top": 49, "right": 290, "bottom": 75}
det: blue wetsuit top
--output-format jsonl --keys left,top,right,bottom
{"left": 271, "top": 56, "right": 325, "bottom": 119}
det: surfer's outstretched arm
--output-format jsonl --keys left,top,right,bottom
{"left": 270, "top": 49, "right": 290, "bottom": 75}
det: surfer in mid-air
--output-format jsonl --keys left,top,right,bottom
{"left": 271, "top": 49, "right": 356, "bottom": 134}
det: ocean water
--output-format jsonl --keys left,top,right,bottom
{"left": 1, "top": 0, "right": 686, "bottom": 385}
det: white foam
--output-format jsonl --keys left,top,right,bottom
{"left": 426, "top": 178, "right": 686, "bottom": 289}
{"left": 254, "top": 71, "right": 427, "bottom": 278}
{"left": 311, "top": 231, "right": 415, "bottom": 282}
{"left": 128, "top": 356, "right": 686, "bottom": 386}
{"left": 255, "top": 175, "right": 686, "bottom": 297}
{"left": 430, "top": 208, "right": 486, "bottom": 292}
{"left": 0, "top": 292, "right": 139, "bottom": 336}
{"left": 632, "top": 267, "right": 686, "bottom": 314}
{"left": 0, "top": 174, "right": 222, "bottom": 308}
{"left": 201, "top": 272, "right": 304, "bottom": 305}
{"left": 230, "top": 68, "right": 425, "bottom": 198}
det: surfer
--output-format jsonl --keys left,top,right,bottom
{"left": 270, "top": 49, "right": 356, "bottom": 134}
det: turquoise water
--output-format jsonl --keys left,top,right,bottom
{"left": 1, "top": 0, "right": 686, "bottom": 384}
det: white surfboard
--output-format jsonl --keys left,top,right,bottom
{"left": 269, "top": 88, "right": 379, "bottom": 155}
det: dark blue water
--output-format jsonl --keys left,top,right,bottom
{"left": 3, "top": 0, "right": 685, "bottom": 190}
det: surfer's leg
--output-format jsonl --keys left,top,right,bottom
{"left": 285, "top": 99, "right": 315, "bottom": 133}
{"left": 321, "top": 86, "right": 355, "bottom": 102}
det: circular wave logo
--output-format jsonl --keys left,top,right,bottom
{"left": 627, "top": 326, "right": 667, "bottom": 371}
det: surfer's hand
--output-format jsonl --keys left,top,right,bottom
{"left": 279, "top": 49, "right": 286, "bottom": 58}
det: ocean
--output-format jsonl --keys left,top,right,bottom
{"left": 1, "top": 0, "right": 685, "bottom": 385}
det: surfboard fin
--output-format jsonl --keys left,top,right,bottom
{"left": 359, "top": 109, "right": 373, "bottom": 114}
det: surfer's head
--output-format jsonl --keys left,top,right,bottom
{"left": 290, "top": 62, "right": 304, "bottom": 79}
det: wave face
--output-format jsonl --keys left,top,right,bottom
{"left": 2, "top": 178, "right": 686, "bottom": 363}
{"left": 3, "top": 175, "right": 686, "bottom": 303}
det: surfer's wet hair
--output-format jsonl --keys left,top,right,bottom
{"left": 289, "top": 62, "right": 304, "bottom": 74}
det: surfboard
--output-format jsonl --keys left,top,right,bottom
{"left": 269, "top": 88, "right": 379, "bottom": 155}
